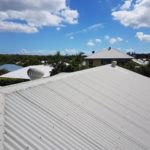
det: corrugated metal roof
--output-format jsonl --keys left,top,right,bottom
{"left": 132, "top": 59, "right": 149, "bottom": 66}
{"left": 86, "top": 48, "right": 133, "bottom": 59}
{"left": 0, "top": 64, "right": 150, "bottom": 150}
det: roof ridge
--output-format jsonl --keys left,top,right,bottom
{"left": 0, "top": 65, "right": 110, "bottom": 94}
{"left": 85, "top": 48, "right": 133, "bottom": 59}
{"left": 1, "top": 64, "right": 148, "bottom": 95}
{"left": 111, "top": 48, "right": 129, "bottom": 55}
{"left": 85, "top": 49, "right": 105, "bottom": 58}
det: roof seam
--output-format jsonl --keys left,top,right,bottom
{"left": 15, "top": 91, "right": 104, "bottom": 149}
{"left": 44, "top": 83, "right": 148, "bottom": 150}
{"left": 73, "top": 75, "right": 150, "bottom": 122}
{"left": 0, "top": 94, "right": 5, "bottom": 150}
{"left": 0, "top": 65, "right": 108, "bottom": 94}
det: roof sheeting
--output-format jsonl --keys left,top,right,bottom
{"left": 0, "top": 94, "right": 5, "bottom": 150}
{"left": 0, "top": 65, "right": 53, "bottom": 79}
{"left": 132, "top": 59, "right": 149, "bottom": 66}
{"left": 86, "top": 48, "right": 133, "bottom": 59}
{"left": 0, "top": 65, "right": 150, "bottom": 150}
{"left": 0, "top": 64, "right": 23, "bottom": 72}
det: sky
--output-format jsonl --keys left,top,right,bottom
{"left": 0, "top": 0, "right": 150, "bottom": 55}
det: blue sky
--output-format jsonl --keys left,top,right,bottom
{"left": 0, "top": 0, "right": 149, "bottom": 55}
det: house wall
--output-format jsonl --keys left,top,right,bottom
{"left": 86, "top": 59, "right": 101, "bottom": 67}
{"left": 93, "top": 60, "right": 101, "bottom": 66}
{"left": 86, "top": 59, "right": 131, "bottom": 67}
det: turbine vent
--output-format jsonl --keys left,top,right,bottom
{"left": 27, "top": 68, "right": 44, "bottom": 80}
{"left": 111, "top": 61, "right": 117, "bottom": 67}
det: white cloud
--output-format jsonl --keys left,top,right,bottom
{"left": 62, "top": 49, "right": 92, "bottom": 55}
{"left": 87, "top": 38, "right": 102, "bottom": 46}
{"left": 69, "top": 36, "right": 74, "bottom": 40}
{"left": 107, "top": 36, "right": 123, "bottom": 44}
{"left": 120, "top": 0, "right": 133, "bottom": 10}
{"left": 19, "top": 49, "right": 29, "bottom": 55}
{"left": 19, "top": 49, "right": 57, "bottom": 55}
{"left": 56, "top": 27, "right": 61, "bottom": 31}
{"left": 125, "top": 48, "right": 135, "bottom": 52}
{"left": 8, "top": 48, "right": 90, "bottom": 55}
{"left": 117, "top": 37, "right": 123, "bottom": 41}
{"left": 95, "top": 38, "right": 101, "bottom": 43}
{"left": 109, "top": 38, "right": 117, "bottom": 44}
{"left": 87, "top": 23, "right": 103, "bottom": 30}
{"left": 87, "top": 40, "right": 95, "bottom": 46}
{"left": 0, "top": 0, "right": 66, "bottom": 12}
{"left": 105, "top": 35, "right": 110, "bottom": 39}
{"left": 61, "top": 9, "right": 78, "bottom": 24}
{"left": 109, "top": 37, "right": 123, "bottom": 44}
{"left": 66, "top": 23, "right": 103, "bottom": 36}
{"left": 0, "top": 0, "right": 79, "bottom": 33}
{"left": 63, "top": 48, "right": 84, "bottom": 55}
{"left": 112, "top": 0, "right": 150, "bottom": 28}
{"left": 0, "top": 21, "right": 38, "bottom": 33}
{"left": 136, "top": 32, "right": 150, "bottom": 42}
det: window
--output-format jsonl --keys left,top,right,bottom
{"left": 89, "top": 60, "right": 93, "bottom": 67}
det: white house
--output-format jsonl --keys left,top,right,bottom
{"left": 85, "top": 48, "right": 133, "bottom": 67}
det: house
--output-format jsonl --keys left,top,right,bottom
{"left": 0, "top": 64, "right": 150, "bottom": 150}
{"left": 85, "top": 47, "right": 133, "bottom": 67}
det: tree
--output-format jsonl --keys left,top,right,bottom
{"left": 119, "top": 60, "right": 150, "bottom": 77}
{"left": 0, "top": 69, "right": 8, "bottom": 75}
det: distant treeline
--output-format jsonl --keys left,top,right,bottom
{"left": 119, "top": 60, "right": 150, "bottom": 78}
{"left": 0, "top": 52, "right": 87, "bottom": 67}
{"left": 0, "top": 54, "right": 46, "bottom": 66}
{"left": 0, "top": 77, "right": 29, "bottom": 86}
{"left": 0, "top": 52, "right": 150, "bottom": 78}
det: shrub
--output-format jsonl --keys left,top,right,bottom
{"left": 0, "top": 77, "right": 29, "bottom": 86}
{"left": 0, "top": 69, "right": 8, "bottom": 75}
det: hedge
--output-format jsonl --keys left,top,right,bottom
{"left": 0, "top": 77, "right": 29, "bottom": 86}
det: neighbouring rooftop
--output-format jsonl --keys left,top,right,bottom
{"left": 0, "top": 65, "right": 53, "bottom": 79}
{"left": 132, "top": 59, "right": 149, "bottom": 66}
{"left": 0, "top": 64, "right": 23, "bottom": 72}
{"left": 86, "top": 48, "right": 133, "bottom": 59}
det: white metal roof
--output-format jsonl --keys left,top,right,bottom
{"left": 86, "top": 48, "right": 133, "bottom": 59}
{"left": 0, "top": 64, "right": 150, "bottom": 150}
{"left": 0, "top": 65, "right": 53, "bottom": 79}
{"left": 0, "top": 64, "right": 23, "bottom": 72}
{"left": 132, "top": 59, "right": 149, "bottom": 66}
